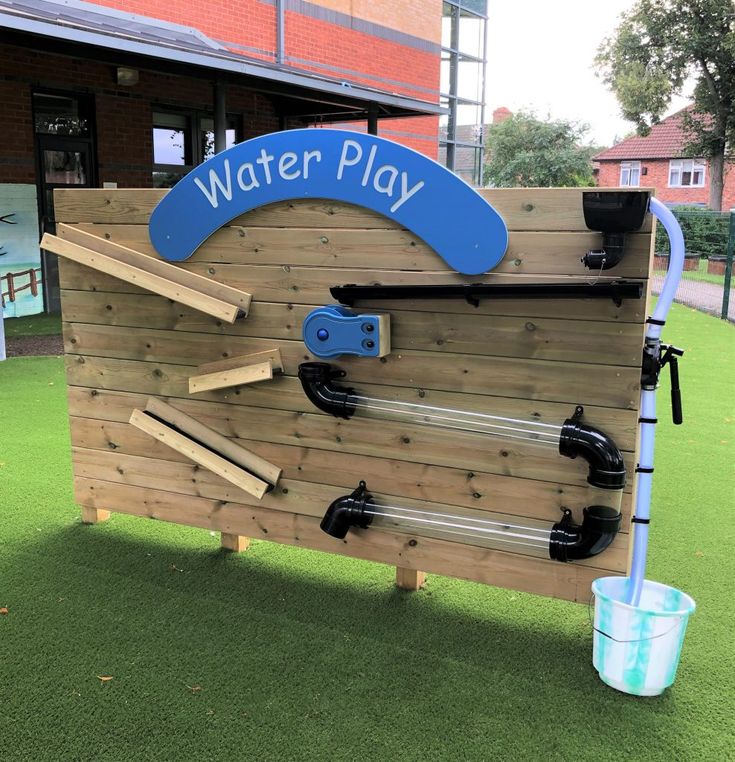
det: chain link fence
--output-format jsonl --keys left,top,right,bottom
{"left": 652, "top": 206, "right": 734, "bottom": 322}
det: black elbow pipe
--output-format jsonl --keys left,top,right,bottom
{"left": 549, "top": 506, "right": 622, "bottom": 562}
{"left": 559, "top": 416, "right": 626, "bottom": 490}
{"left": 582, "top": 232, "right": 627, "bottom": 271}
{"left": 298, "top": 362, "right": 358, "bottom": 419}
{"left": 581, "top": 191, "right": 650, "bottom": 270}
{"left": 321, "top": 481, "right": 373, "bottom": 539}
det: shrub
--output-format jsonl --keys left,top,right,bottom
{"left": 655, "top": 206, "right": 731, "bottom": 257}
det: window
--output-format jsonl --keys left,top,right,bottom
{"left": 669, "top": 159, "right": 706, "bottom": 188}
{"left": 152, "top": 109, "right": 239, "bottom": 187}
{"left": 439, "top": 1, "right": 488, "bottom": 187}
{"left": 619, "top": 161, "right": 641, "bottom": 187}
{"left": 33, "top": 92, "right": 93, "bottom": 137}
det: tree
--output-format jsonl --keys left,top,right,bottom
{"left": 483, "top": 112, "right": 597, "bottom": 188}
{"left": 596, "top": 0, "right": 735, "bottom": 211}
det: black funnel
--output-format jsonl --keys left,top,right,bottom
{"left": 582, "top": 191, "right": 650, "bottom": 270}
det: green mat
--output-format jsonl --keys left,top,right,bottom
{"left": 1, "top": 304, "right": 733, "bottom": 761}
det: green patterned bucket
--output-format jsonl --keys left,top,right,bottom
{"left": 591, "top": 577, "right": 695, "bottom": 696}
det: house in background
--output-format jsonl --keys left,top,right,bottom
{"left": 595, "top": 108, "right": 735, "bottom": 209}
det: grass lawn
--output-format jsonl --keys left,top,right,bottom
{"left": 3, "top": 312, "right": 62, "bottom": 337}
{"left": 1, "top": 303, "right": 733, "bottom": 761}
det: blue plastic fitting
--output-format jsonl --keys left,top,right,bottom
{"left": 303, "top": 305, "right": 388, "bottom": 359}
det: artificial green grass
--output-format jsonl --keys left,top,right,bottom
{"left": 1, "top": 303, "right": 733, "bottom": 761}
{"left": 3, "top": 312, "right": 61, "bottom": 337}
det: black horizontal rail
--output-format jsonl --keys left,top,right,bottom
{"left": 330, "top": 281, "right": 644, "bottom": 307}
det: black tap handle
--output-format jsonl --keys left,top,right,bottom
{"left": 669, "top": 355, "right": 683, "bottom": 425}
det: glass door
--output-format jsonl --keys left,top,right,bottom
{"left": 33, "top": 91, "right": 96, "bottom": 313}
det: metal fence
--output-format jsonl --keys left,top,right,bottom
{"left": 652, "top": 207, "right": 734, "bottom": 322}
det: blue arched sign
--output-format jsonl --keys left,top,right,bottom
{"left": 149, "top": 129, "right": 508, "bottom": 275}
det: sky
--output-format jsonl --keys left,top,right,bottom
{"left": 485, "top": 0, "right": 691, "bottom": 148}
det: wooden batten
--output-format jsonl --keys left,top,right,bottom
{"left": 129, "top": 409, "right": 271, "bottom": 500}
{"left": 143, "top": 397, "right": 282, "bottom": 487}
{"left": 189, "top": 362, "right": 273, "bottom": 394}
{"left": 42, "top": 229, "right": 252, "bottom": 323}
{"left": 189, "top": 349, "right": 284, "bottom": 394}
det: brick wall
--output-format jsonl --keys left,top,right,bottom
{"left": 598, "top": 159, "right": 735, "bottom": 210}
{"left": 0, "top": 43, "right": 279, "bottom": 189}
{"left": 312, "top": 0, "right": 442, "bottom": 44}
{"left": 86, "top": 0, "right": 440, "bottom": 105}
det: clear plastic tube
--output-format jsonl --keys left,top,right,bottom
{"left": 627, "top": 198, "right": 686, "bottom": 607}
{"left": 365, "top": 501, "right": 552, "bottom": 558}
{"left": 352, "top": 395, "right": 563, "bottom": 447}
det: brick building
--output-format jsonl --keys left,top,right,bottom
{"left": 595, "top": 108, "right": 735, "bottom": 210}
{"left": 0, "top": 0, "right": 489, "bottom": 311}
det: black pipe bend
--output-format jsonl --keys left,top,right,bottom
{"left": 549, "top": 506, "right": 622, "bottom": 562}
{"left": 559, "top": 417, "right": 626, "bottom": 490}
{"left": 321, "top": 482, "right": 373, "bottom": 539}
{"left": 298, "top": 362, "right": 358, "bottom": 419}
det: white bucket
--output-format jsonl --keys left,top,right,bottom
{"left": 591, "top": 577, "right": 696, "bottom": 696}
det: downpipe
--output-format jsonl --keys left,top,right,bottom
{"left": 627, "top": 197, "right": 686, "bottom": 606}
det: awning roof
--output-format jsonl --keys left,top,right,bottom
{"left": 0, "top": 0, "right": 444, "bottom": 121}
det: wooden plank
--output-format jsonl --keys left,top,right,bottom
{"left": 196, "top": 348, "right": 284, "bottom": 375}
{"left": 57, "top": 224, "right": 252, "bottom": 311}
{"left": 80, "top": 506, "right": 110, "bottom": 523}
{"left": 72, "top": 477, "right": 625, "bottom": 601}
{"left": 42, "top": 234, "right": 245, "bottom": 324}
{"left": 63, "top": 362, "right": 639, "bottom": 450}
{"left": 129, "top": 408, "right": 271, "bottom": 499}
{"left": 221, "top": 533, "right": 250, "bottom": 552}
{"left": 145, "top": 397, "right": 282, "bottom": 487}
{"left": 60, "top": 261, "right": 646, "bottom": 324}
{"left": 189, "top": 361, "right": 273, "bottom": 394}
{"left": 59, "top": 260, "right": 646, "bottom": 323}
{"left": 396, "top": 568, "right": 426, "bottom": 590}
{"left": 69, "top": 223, "right": 652, "bottom": 278}
{"left": 54, "top": 188, "right": 653, "bottom": 233}
{"left": 59, "top": 289, "right": 644, "bottom": 366}
{"left": 63, "top": 322, "right": 641, "bottom": 409}
{"left": 68, "top": 404, "right": 633, "bottom": 523}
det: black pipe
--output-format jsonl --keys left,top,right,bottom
{"left": 559, "top": 416, "right": 626, "bottom": 490}
{"left": 549, "top": 506, "right": 622, "bottom": 562}
{"left": 581, "top": 191, "right": 650, "bottom": 271}
{"left": 330, "top": 281, "right": 643, "bottom": 307}
{"left": 298, "top": 362, "right": 358, "bottom": 419}
{"left": 321, "top": 481, "right": 373, "bottom": 538}
{"left": 320, "top": 483, "right": 622, "bottom": 563}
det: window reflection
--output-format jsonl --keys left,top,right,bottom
{"left": 43, "top": 150, "right": 87, "bottom": 184}
{"left": 439, "top": 1, "right": 487, "bottom": 186}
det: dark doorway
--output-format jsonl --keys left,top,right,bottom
{"left": 33, "top": 91, "right": 97, "bottom": 313}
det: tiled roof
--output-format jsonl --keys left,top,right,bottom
{"left": 595, "top": 108, "right": 707, "bottom": 161}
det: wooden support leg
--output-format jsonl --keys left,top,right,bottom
{"left": 80, "top": 506, "right": 111, "bottom": 524}
{"left": 395, "top": 567, "right": 426, "bottom": 591}
{"left": 221, "top": 533, "right": 250, "bottom": 552}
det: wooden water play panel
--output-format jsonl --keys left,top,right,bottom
{"left": 55, "top": 186, "right": 654, "bottom": 602}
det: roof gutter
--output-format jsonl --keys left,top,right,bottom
{"left": 0, "top": 11, "right": 445, "bottom": 117}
